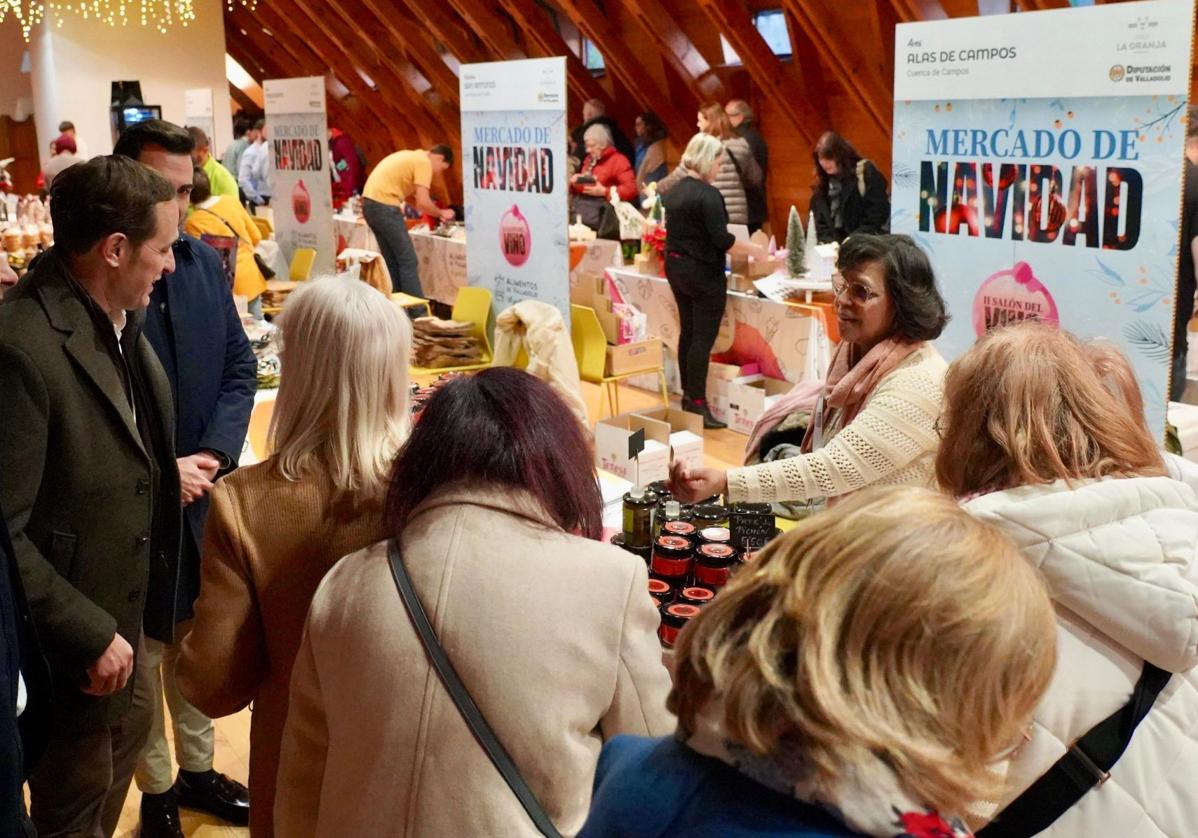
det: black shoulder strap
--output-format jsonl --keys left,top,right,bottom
{"left": 978, "top": 662, "right": 1170, "bottom": 838}
{"left": 386, "top": 540, "right": 564, "bottom": 838}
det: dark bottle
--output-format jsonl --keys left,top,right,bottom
{"left": 622, "top": 487, "right": 655, "bottom": 550}
{"left": 691, "top": 504, "right": 728, "bottom": 528}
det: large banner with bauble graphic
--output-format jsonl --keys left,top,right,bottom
{"left": 460, "top": 58, "right": 568, "bottom": 324}
{"left": 892, "top": 0, "right": 1193, "bottom": 437}
{"left": 264, "top": 76, "right": 334, "bottom": 276}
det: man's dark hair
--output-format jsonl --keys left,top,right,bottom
{"left": 838, "top": 233, "right": 949, "bottom": 342}
{"left": 429, "top": 143, "right": 454, "bottom": 166}
{"left": 190, "top": 166, "right": 212, "bottom": 205}
{"left": 186, "top": 125, "right": 210, "bottom": 150}
{"left": 58, "top": 120, "right": 75, "bottom": 133}
{"left": 50, "top": 156, "right": 175, "bottom": 255}
{"left": 232, "top": 113, "right": 252, "bottom": 139}
{"left": 253, "top": 118, "right": 265, "bottom": 131}
{"left": 113, "top": 119, "right": 194, "bottom": 160}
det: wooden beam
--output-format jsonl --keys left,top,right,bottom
{"left": 785, "top": 10, "right": 830, "bottom": 125}
{"left": 402, "top": 0, "right": 487, "bottom": 66}
{"left": 349, "top": 0, "right": 461, "bottom": 107}
{"left": 693, "top": 0, "right": 821, "bottom": 145}
{"left": 551, "top": 0, "right": 692, "bottom": 141}
{"left": 284, "top": 0, "right": 452, "bottom": 146}
{"left": 608, "top": 0, "right": 726, "bottom": 104}
{"left": 224, "top": 23, "right": 376, "bottom": 151}
{"left": 441, "top": 0, "right": 526, "bottom": 61}
{"left": 888, "top": 0, "right": 949, "bottom": 20}
{"left": 246, "top": 2, "right": 416, "bottom": 147}
{"left": 228, "top": 81, "right": 260, "bottom": 114}
{"left": 941, "top": 0, "right": 980, "bottom": 15}
{"left": 494, "top": 0, "right": 614, "bottom": 114}
{"left": 872, "top": 1, "right": 904, "bottom": 92}
{"left": 783, "top": 0, "right": 893, "bottom": 141}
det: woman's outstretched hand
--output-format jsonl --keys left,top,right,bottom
{"left": 669, "top": 459, "right": 728, "bottom": 504}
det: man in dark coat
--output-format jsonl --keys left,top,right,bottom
{"left": 0, "top": 484, "right": 49, "bottom": 837}
{"left": 0, "top": 155, "right": 182, "bottom": 836}
{"left": 726, "top": 99, "right": 770, "bottom": 233}
{"left": 114, "top": 119, "right": 255, "bottom": 836}
{"left": 571, "top": 98, "right": 636, "bottom": 166}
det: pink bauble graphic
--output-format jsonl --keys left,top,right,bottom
{"left": 972, "top": 261, "right": 1059, "bottom": 337}
{"left": 292, "top": 180, "right": 311, "bottom": 225}
{"left": 499, "top": 205, "right": 531, "bottom": 268}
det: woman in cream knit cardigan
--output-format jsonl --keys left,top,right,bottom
{"left": 672, "top": 234, "right": 948, "bottom": 505}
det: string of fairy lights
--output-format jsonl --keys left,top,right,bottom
{"left": 0, "top": 0, "right": 259, "bottom": 41}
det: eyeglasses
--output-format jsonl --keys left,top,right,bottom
{"left": 831, "top": 275, "right": 881, "bottom": 305}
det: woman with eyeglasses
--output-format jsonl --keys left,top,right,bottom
{"left": 672, "top": 233, "right": 948, "bottom": 506}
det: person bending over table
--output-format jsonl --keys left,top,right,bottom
{"left": 671, "top": 233, "right": 948, "bottom": 504}
{"left": 362, "top": 145, "right": 455, "bottom": 297}
{"left": 662, "top": 133, "right": 766, "bottom": 430}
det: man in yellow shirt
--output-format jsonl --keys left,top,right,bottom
{"left": 362, "top": 145, "right": 455, "bottom": 295}
{"left": 186, "top": 126, "right": 240, "bottom": 201}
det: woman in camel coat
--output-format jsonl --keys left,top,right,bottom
{"left": 275, "top": 369, "right": 674, "bottom": 837}
{"left": 176, "top": 277, "right": 412, "bottom": 837}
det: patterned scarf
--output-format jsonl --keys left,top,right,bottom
{"left": 802, "top": 338, "right": 923, "bottom": 453}
{"left": 684, "top": 700, "right": 974, "bottom": 838}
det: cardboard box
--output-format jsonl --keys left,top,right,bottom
{"left": 606, "top": 338, "right": 663, "bottom": 376}
{"left": 631, "top": 407, "right": 705, "bottom": 472}
{"left": 594, "top": 412, "right": 672, "bottom": 483}
{"left": 727, "top": 272, "right": 755, "bottom": 294}
{"left": 706, "top": 362, "right": 754, "bottom": 424}
{"left": 633, "top": 252, "right": 660, "bottom": 276}
{"left": 570, "top": 271, "right": 605, "bottom": 309}
{"left": 727, "top": 376, "right": 791, "bottom": 436}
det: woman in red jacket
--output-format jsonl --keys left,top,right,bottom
{"left": 571, "top": 124, "right": 637, "bottom": 230}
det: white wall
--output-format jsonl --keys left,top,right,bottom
{"left": 29, "top": 0, "right": 232, "bottom": 166}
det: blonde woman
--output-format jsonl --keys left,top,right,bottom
{"left": 580, "top": 486, "right": 1057, "bottom": 838}
{"left": 176, "top": 277, "right": 411, "bottom": 837}
{"left": 937, "top": 324, "right": 1198, "bottom": 837}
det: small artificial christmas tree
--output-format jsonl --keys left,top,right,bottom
{"left": 785, "top": 205, "right": 804, "bottom": 277}
{"left": 803, "top": 211, "right": 819, "bottom": 275}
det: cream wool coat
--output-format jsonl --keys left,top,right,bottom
{"left": 275, "top": 485, "right": 675, "bottom": 837}
{"left": 965, "top": 470, "right": 1198, "bottom": 837}
{"left": 493, "top": 300, "right": 590, "bottom": 430}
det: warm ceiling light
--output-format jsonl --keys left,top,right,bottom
{"left": 226, "top": 0, "right": 258, "bottom": 10}
{"left": 45, "top": 0, "right": 196, "bottom": 34}
{"left": 0, "top": 0, "right": 46, "bottom": 42}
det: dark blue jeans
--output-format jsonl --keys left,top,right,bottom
{"left": 363, "top": 198, "right": 421, "bottom": 296}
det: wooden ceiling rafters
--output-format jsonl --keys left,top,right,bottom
{"left": 224, "top": 11, "right": 382, "bottom": 148}
{"left": 441, "top": 0, "right": 527, "bottom": 61}
{"left": 247, "top": 2, "right": 419, "bottom": 148}
{"left": 353, "top": 0, "right": 462, "bottom": 107}
{"left": 282, "top": 0, "right": 449, "bottom": 147}
{"left": 401, "top": 0, "right": 488, "bottom": 67}
{"left": 694, "top": 0, "right": 820, "bottom": 146}
{"left": 609, "top": 0, "right": 726, "bottom": 105}
{"left": 552, "top": 0, "right": 692, "bottom": 140}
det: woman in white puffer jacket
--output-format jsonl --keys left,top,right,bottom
{"left": 936, "top": 323, "right": 1198, "bottom": 838}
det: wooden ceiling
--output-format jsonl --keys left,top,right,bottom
{"left": 224, "top": 0, "right": 1198, "bottom": 229}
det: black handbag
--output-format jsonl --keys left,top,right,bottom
{"left": 386, "top": 540, "right": 564, "bottom": 838}
{"left": 978, "top": 662, "right": 1170, "bottom": 837}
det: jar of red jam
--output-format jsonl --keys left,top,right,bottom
{"left": 661, "top": 520, "right": 697, "bottom": 541}
{"left": 677, "top": 586, "right": 714, "bottom": 607}
{"left": 658, "top": 602, "right": 700, "bottom": 648}
{"left": 647, "top": 577, "right": 673, "bottom": 608}
{"left": 698, "top": 526, "right": 731, "bottom": 546}
{"left": 650, "top": 534, "right": 693, "bottom": 589}
{"left": 694, "top": 542, "right": 738, "bottom": 589}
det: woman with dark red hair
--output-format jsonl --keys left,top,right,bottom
{"left": 276, "top": 368, "right": 674, "bottom": 837}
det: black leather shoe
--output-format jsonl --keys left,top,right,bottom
{"left": 681, "top": 396, "right": 727, "bottom": 430}
{"left": 139, "top": 790, "right": 184, "bottom": 838}
{"left": 174, "top": 769, "right": 250, "bottom": 826}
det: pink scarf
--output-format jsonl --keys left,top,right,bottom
{"left": 801, "top": 338, "right": 923, "bottom": 454}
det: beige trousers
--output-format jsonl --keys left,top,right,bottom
{"left": 133, "top": 631, "right": 215, "bottom": 795}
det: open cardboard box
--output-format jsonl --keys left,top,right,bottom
{"left": 630, "top": 407, "right": 704, "bottom": 472}
{"left": 707, "top": 362, "right": 757, "bottom": 424}
{"left": 595, "top": 412, "right": 673, "bottom": 484}
{"left": 607, "top": 338, "right": 663, "bottom": 376}
{"left": 728, "top": 375, "right": 791, "bottom": 436}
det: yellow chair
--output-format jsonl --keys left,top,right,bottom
{"left": 409, "top": 286, "right": 494, "bottom": 376}
{"left": 289, "top": 248, "right": 317, "bottom": 282}
{"left": 247, "top": 398, "right": 275, "bottom": 461}
{"left": 251, "top": 216, "right": 273, "bottom": 237}
{"left": 571, "top": 304, "right": 668, "bottom": 418}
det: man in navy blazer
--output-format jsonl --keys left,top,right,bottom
{"left": 116, "top": 120, "right": 256, "bottom": 836}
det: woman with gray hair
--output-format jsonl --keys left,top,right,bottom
{"left": 177, "top": 276, "right": 412, "bottom": 837}
{"left": 662, "top": 133, "right": 765, "bottom": 428}
{"left": 570, "top": 123, "right": 637, "bottom": 230}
